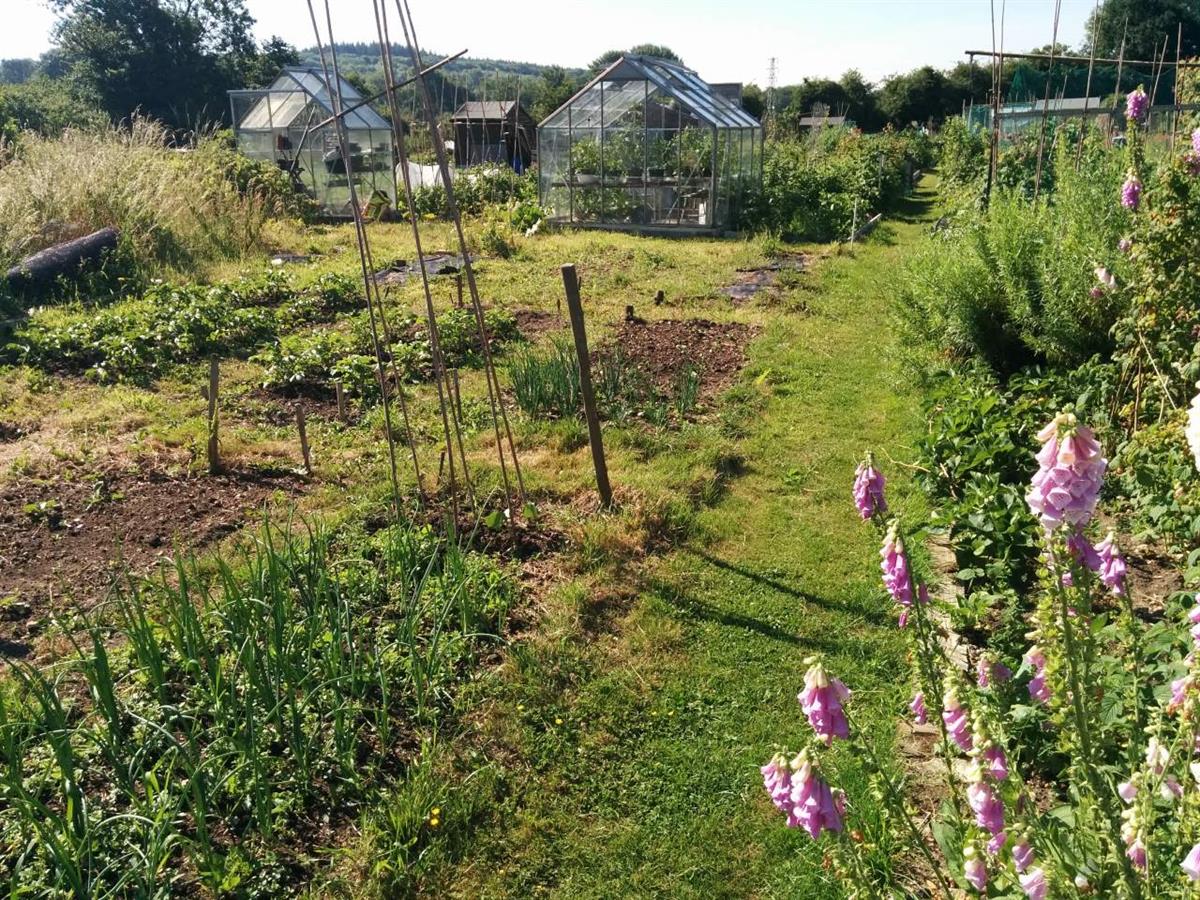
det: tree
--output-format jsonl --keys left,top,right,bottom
{"left": 236, "top": 36, "right": 300, "bottom": 90}
{"left": 1083, "top": 0, "right": 1200, "bottom": 62}
{"left": 878, "top": 66, "right": 946, "bottom": 127}
{"left": 589, "top": 44, "right": 683, "bottom": 73}
{"left": 49, "top": 0, "right": 299, "bottom": 128}
{"left": 838, "top": 69, "right": 882, "bottom": 130}
{"left": 943, "top": 62, "right": 994, "bottom": 115}
{"left": 0, "top": 59, "right": 37, "bottom": 85}
{"left": 530, "top": 65, "right": 580, "bottom": 120}
{"left": 741, "top": 83, "right": 765, "bottom": 119}
{"left": 0, "top": 77, "right": 107, "bottom": 133}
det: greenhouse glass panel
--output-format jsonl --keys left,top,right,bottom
{"left": 230, "top": 67, "right": 396, "bottom": 218}
{"left": 537, "top": 54, "right": 762, "bottom": 234}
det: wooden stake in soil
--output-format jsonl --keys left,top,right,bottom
{"left": 451, "top": 368, "right": 464, "bottom": 421}
{"left": 206, "top": 357, "right": 221, "bottom": 475}
{"left": 560, "top": 264, "right": 613, "bottom": 509}
{"left": 295, "top": 407, "right": 312, "bottom": 476}
{"left": 335, "top": 380, "right": 348, "bottom": 422}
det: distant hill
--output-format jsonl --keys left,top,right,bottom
{"left": 297, "top": 43, "right": 584, "bottom": 115}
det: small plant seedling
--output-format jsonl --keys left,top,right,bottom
{"left": 24, "top": 498, "right": 63, "bottom": 528}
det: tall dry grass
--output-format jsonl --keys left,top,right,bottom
{"left": 0, "top": 118, "right": 278, "bottom": 277}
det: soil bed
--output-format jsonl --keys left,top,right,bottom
{"left": 600, "top": 317, "right": 759, "bottom": 401}
{"left": 512, "top": 308, "right": 564, "bottom": 341}
{"left": 0, "top": 462, "right": 304, "bottom": 653}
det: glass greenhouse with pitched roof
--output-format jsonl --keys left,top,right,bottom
{"left": 538, "top": 55, "right": 762, "bottom": 233}
{"left": 230, "top": 67, "right": 396, "bottom": 217}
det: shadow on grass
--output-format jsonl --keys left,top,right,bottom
{"left": 888, "top": 184, "right": 939, "bottom": 225}
{"left": 647, "top": 575, "right": 826, "bottom": 649}
{"left": 681, "top": 547, "right": 890, "bottom": 628}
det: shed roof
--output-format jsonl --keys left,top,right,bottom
{"left": 452, "top": 100, "right": 525, "bottom": 121}
{"left": 234, "top": 66, "right": 389, "bottom": 131}
{"left": 540, "top": 55, "right": 761, "bottom": 130}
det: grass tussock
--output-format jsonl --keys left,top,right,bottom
{"left": 0, "top": 119, "right": 292, "bottom": 278}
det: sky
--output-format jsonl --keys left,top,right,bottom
{"left": 6, "top": 0, "right": 1095, "bottom": 86}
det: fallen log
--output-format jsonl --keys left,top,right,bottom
{"left": 5, "top": 227, "right": 120, "bottom": 291}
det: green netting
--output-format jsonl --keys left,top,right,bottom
{"left": 1007, "top": 62, "right": 1169, "bottom": 104}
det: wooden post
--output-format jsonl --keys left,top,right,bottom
{"left": 455, "top": 273, "right": 464, "bottom": 309}
{"left": 654, "top": 289, "right": 664, "bottom": 306}
{"left": 335, "top": 380, "right": 348, "bottom": 422}
{"left": 206, "top": 358, "right": 220, "bottom": 474}
{"left": 295, "top": 407, "right": 312, "bottom": 475}
{"left": 560, "top": 264, "right": 613, "bottom": 509}
{"left": 450, "top": 368, "right": 464, "bottom": 421}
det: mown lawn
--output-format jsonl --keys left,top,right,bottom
{"left": 437, "top": 180, "right": 942, "bottom": 898}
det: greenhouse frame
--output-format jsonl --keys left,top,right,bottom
{"left": 537, "top": 55, "right": 763, "bottom": 234}
{"left": 229, "top": 67, "right": 396, "bottom": 217}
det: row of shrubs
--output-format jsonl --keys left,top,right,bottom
{"left": 740, "top": 126, "right": 934, "bottom": 242}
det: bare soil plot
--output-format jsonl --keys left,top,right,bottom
{"left": 0, "top": 462, "right": 303, "bottom": 653}
{"left": 601, "top": 317, "right": 759, "bottom": 401}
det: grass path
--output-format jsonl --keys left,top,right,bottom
{"left": 446, "top": 181, "right": 942, "bottom": 898}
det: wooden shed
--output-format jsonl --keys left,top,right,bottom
{"left": 451, "top": 100, "right": 536, "bottom": 170}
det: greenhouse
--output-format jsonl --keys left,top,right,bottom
{"left": 538, "top": 55, "right": 762, "bottom": 234}
{"left": 229, "top": 67, "right": 396, "bottom": 217}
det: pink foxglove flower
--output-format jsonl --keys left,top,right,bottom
{"left": 1127, "top": 836, "right": 1147, "bottom": 870}
{"left": 1161, "top": 774, "right": 1183, "bottom": 800}
{"left": 1193, "top": 127, "right": 1200, "bottom": 154}
{"left": 1012, "top": 838, "right": 1035, "bottom": 874}
{"left": 1187, "top": 151, "right": 1200, "bottom": 177}
{"left": 987, "top": 831, "right": 1007, "bottom": 855}
{"left": 1183, "top": 843, "right": 1200, "bottom": 881}
{"left": 1146, "top": 736, "right": 1168, "bottom": 775}
{"left": 1118, "top": 780, "right": 1138, "bottom": 803}
{"left": 880, "top": 522, "right": 914, "bottom": 608}
{"left": 967, "top": 776, "right": 1004, "bottom": 835}
{"left": 1118, "top": 236, "right": 1132, "bottom": 253}
{"left": 982, "top": 744, "right": 1009, "bottom": 781}
{"left": 1189, "top": 599, "right": 1200, "bottom": 646}
{"left": 1026, "top": 412, "right": 1106, "bottom": 532}
{"left": 1126, "top": 86, "right": 1149, "bottom": 124}
{"left": 761, "top": 753, "right": 793, "bottom": 815}
{"left": 942, "top": 688, "right": 973, "bottom": 752}
{"left": 1121, "top": 172, "right": 1142, "bottom": 210}
{"left": 788, "top": 750, "right": 844, "bottom": 839}
{"left": 1186, "top": 386, "right": 1200, "bottom": 473}
{"left": 1019, "top": 867, "right": 1048, "bottom": 900}
{"left": 910, "top": 690, "right": 927, "bottom": 725}
{"left": 976, "top": 654, "right": 1011, "bottom": 688}
{"left": 1094, "top": 265, "right": 1117, "bottom": 290}
{"left": 1170, "top": 674, "right": 1193, "bottom": 714}
{"left": 797, "top": 659, "right": 850, "bottom": 745}
{"left": 1094, "top": 532, "right": 1127, "bottom": 596}
{"left": 1066, "top": 529, "right": 1102, "bottom": 578}
{"left": 853, "top": 456, "right": 887, "bottom": 520}
{"left": 964, "top": 853, "right": 987, "bottom": 892}
{"left": 1025, "top": 646, "right": 1051, "bottom": 704}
